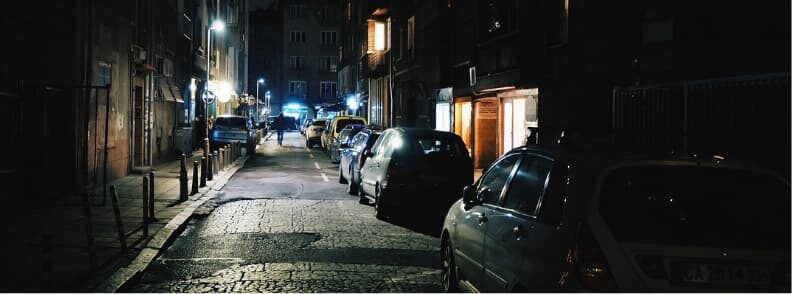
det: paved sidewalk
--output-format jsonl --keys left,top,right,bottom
{"left": 0, "top": 147, "right": 250, "bottom": 292}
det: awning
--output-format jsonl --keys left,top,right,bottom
{"left": 159, "top": 81, "right": 177, "bottom": 102}
{"left": 170, "top": 83, "right": 184, "bottom": 103}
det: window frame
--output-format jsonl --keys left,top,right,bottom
{"left": 320, "top": 81, "right": 337, "bottom": 98}
{"left": 476, "top": 153, "right": 522, "bottom": 206}
{"left": 498, "top": 153, "right": 555, "bottom": 218}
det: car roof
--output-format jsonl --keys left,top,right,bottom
{"left": 391, "top": 127, "right": 463, "bottom": 139}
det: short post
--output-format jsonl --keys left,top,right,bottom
{"left": 200, "top": 156, "right": 207, "bottom": 187}
{"left": 142, "top": 176, "right": 149, "bottom": 237}
{"left": 179, "top": 154, "right": 188, "bottom": 201}
{"left": 213, "top": 150, "right": 219, "bottom": 175}
{"left": 207, "top": 153, "right": 214, "bottom": 181}
{"left": 219, "top": 148, "right": 225, "bottom": 171}
{"left": 109, "top": 185, "right": 127, "bottom": 249}
{"left": 148, "top": 171, "right": 157, "bottom": 221}
{"left": 226, "top": 145, "right": 232, "bottom": 165}
{"left": 200, "top": 146, "right": 208, "bottom": 186}
{"left": 191, "top": 160, "right": 199, "bottom": 195}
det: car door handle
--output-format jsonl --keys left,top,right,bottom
{"left": 513, "top": 225, "right": 524, "bottom": 240}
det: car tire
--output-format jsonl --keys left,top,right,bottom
{"left": 349, "top": 167, "right": 360, "bottom": 196}
{"left": 374, "top": 184, "right": 389, "bottom": 220}
{"left": 442, "top": 237, "right": 460, "bottom": 292}
{"left": 338, "top": 164, "right": 347, "bottom": 184}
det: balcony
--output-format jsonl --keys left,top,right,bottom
{"left": 362, "top": 50, "right": 389, "bottom": 77}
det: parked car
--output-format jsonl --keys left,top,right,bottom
{"left": 210, "top": 115, "right": 256, "bottom": 151}
{"left": 329, "top": 124, "right": 365, "bottom": 164}
{"left": 338, "top": 127, "right": 382, "bottom": 196}
{"left": 440, "top": 144, "right": 791, "bottom": 292}
{"left": 300, "top": 118, "right": 313, "bottom": 135}
{"left": 322, "top": 116, "right": 367, "bottom": 151}
{"left": 359, "top": 128, "right": 473, "bottom": 219}
{"left": 304, "top": 119, "right": 327, "bottom": 148}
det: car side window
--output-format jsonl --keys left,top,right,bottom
{"left": 351, "top": 133, "right": 366, "bottom": 150}
{"left": 477, "top": 155, "right": 520, "bottom": 205}
{"left": 501, "top": 154, "right": 554, "bottom": 216}
{"left": 372, "top": 131, "right": 391, "bottom": 157}
{"left": 538, "top": 162, "right": 568, "bottom": 225}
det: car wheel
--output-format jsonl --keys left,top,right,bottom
{"left": 349, "top": 167, "right": 360, "bottom": 196}
{"left": 442, "top": 237, "right": 460, "bottom": 292}
{"left": 374, "top": 184, "right": 389, "bottom": 220}
{"left": 338, "top": 164, "right": 347, "bottom": 184}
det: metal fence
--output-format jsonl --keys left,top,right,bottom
{"left": 613, "top": 73, "right": 790, "bottom": 176}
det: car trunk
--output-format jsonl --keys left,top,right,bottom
{"left": 594, "top": 165, "right": 790, "bottom": 291}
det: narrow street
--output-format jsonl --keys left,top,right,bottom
{"left": 127, "top": 131, "right": 444, "bottom": 292}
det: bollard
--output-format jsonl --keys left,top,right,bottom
{"left": 179, "top": 154, "right": 188, "bottom": 201}
{"left": 200, "top": 146, "right": 208, "bottom": 186}
{"left": 110, "top": 185, "right": 127, "bottom": 249}
{"left": 191, "top": 160, "right": 199, "bottom": 195}
{"left": 213, "top": 150, "right": 219, "bottom": 175}
{"left": 219, "top": 148, "right": 225, "bottom": 171}
{"left": 227, "top": 144, "right": 232, "bottom": 164}
{"left": 207, "top": 154, "right": 214, "bottom": 181}
{"left": 148, "top": 171, "right": 157, "bottom": 221}
{"left": 142, "top": 176, "right": 149, "bottom": 237}
{"left": 200, "top": 156, "right": 207, "bottom": 187}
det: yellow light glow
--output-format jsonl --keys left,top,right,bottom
{"left": 209, "top": 80, "right": 235, "bottom": 103}
{"left": 375, "top": 22, "right": 385, "bottom": 51}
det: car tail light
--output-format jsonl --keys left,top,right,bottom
{"left": 573, "top": 223, "right": 616, "bottom": 291}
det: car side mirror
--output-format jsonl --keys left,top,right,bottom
{"left": 462, "top": 185, "right": 479, "bottom": 208}
{"left": 365, "top": 151, "right": 374, "bottom": 158}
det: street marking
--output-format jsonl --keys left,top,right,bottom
{"left": 309, "top": 154, "right": 314, "bottom": 158}
{"left": 160, "top": 257, "right": 244, "bottom": 264}
{"left": 321, "top": 173, "right": 329, "bottom": 182}
{"left": 314, "top": 162, "right": 321, "bottom": 170}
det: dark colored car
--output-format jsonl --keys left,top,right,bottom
{"left": 338, "top": 127, "right": 382, "bottom": 196}
{"left": 210, "top": 115, "right": 256, "bottom": 151}
{"left": 441, "top": 143, "right": 791, "bottom": 292}
{"left": 329, "top": 124, "right": 365, "bottom": 163}
{"left": 359, "top": 128, "right": 473, "bottom": 219}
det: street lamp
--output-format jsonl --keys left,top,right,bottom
{"left": 204, "top": 19, "right": 224, "bottom": 157}
{"left": 256, "top": 78, "right": 264, "bottom": 122}
{"left": 265, "top": 90, "right": 271, "bottom": 118}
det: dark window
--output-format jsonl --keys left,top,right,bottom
{"left": 599, "top": 166, "right": 791, "bottom": 251}
{"left": 290, "top": 31, "right": 306, "bottom": 43}
{"left": 502, "top": 154, "right": 553, "bottom": 215}
{"left": 321, "top": 31, "right": 337, "bottom": 46}
{"left": 215, "top": 117, "right": 247, "bottom": 128}
{"left": 478, "top": 155, "right": 520, "bottom": 205}
{"left": 311, "top": 120, "right": 326, "bottom": 126}
{"left": 335, "top": 119, "right": 365, "bottom": 132}
{"left": 288, "top": 4, "right": 304, "bottom": 18}
{"left": 538, "top": 162, "right": 568, "bottom": 224}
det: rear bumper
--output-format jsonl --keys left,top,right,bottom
{"left": 382, "top": 184, "right": 463, "bottom": 210}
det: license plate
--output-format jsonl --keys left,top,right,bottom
{"left": 676, "top": 262, "right": 772, "bottom": 286}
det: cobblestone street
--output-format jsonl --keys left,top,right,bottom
{"left": 126, "top": 133, "right": 443, "bottom": 292}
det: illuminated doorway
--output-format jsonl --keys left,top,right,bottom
{"left": 499, "top": 89, "right": 538, "bottom": 155}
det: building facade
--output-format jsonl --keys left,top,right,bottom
{"left": 0, "top": 0, "right": 249, "bottom": 208}
{"left": 272, "top": 0, "right": 341, "bottom": 121}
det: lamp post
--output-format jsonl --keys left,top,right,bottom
{"left": 256, "top": 78, "right": 264, "bottom": 123}
{"left": 265, "top": 90, "right": 271, "bottom": 118}
{"left": 204, "top": 20, "right": 224, "bottom": 158}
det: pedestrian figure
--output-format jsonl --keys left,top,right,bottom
{"left": 274, "top": 113, "right": 287, "bottom": 146}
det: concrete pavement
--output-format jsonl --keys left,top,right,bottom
{"left": 0, "top": 146, "right": 250, "bottom": 292}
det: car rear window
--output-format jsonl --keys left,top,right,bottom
{"left": 599, "top": 166, "right": 790, "bottom": 251}
{"left": 215, "top": 117, "right": 247, "bottom": 128}
{"left": 402, "top": 134, "right": 468, "bottom": 159}
{"left": 335, "top": 119, "right": 365, "bottom": 132}
{"left": 311, "top": 120, "right": 326, "bottom": 126}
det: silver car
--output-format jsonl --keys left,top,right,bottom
{"left": 441, "top": 145, "right": 790, "bottom": 292}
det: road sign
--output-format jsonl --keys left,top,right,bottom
{"left": 202, "top": 90, "right": 216, "bottom": 104}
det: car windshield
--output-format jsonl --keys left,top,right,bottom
{"left": 336, "top": 119, "right": 365, "bottom": 132}
{"left": 401, "top": 134, "right": 467, "bottom": 159}
{"left": 599, "top": 166, "right": 790, "bottom": 251}
{"left": 311, "top": 120, "right": 326, "bottom": 126}
{"left": 214, "top": 117, "right": 247, "bottom": 129}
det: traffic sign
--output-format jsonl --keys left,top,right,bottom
{"left": 202, "top": 90, "right": 216, "bottom": 104}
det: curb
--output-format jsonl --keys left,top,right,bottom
{"left": 94, "top": 155, "right": 250, "bottom": 293}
